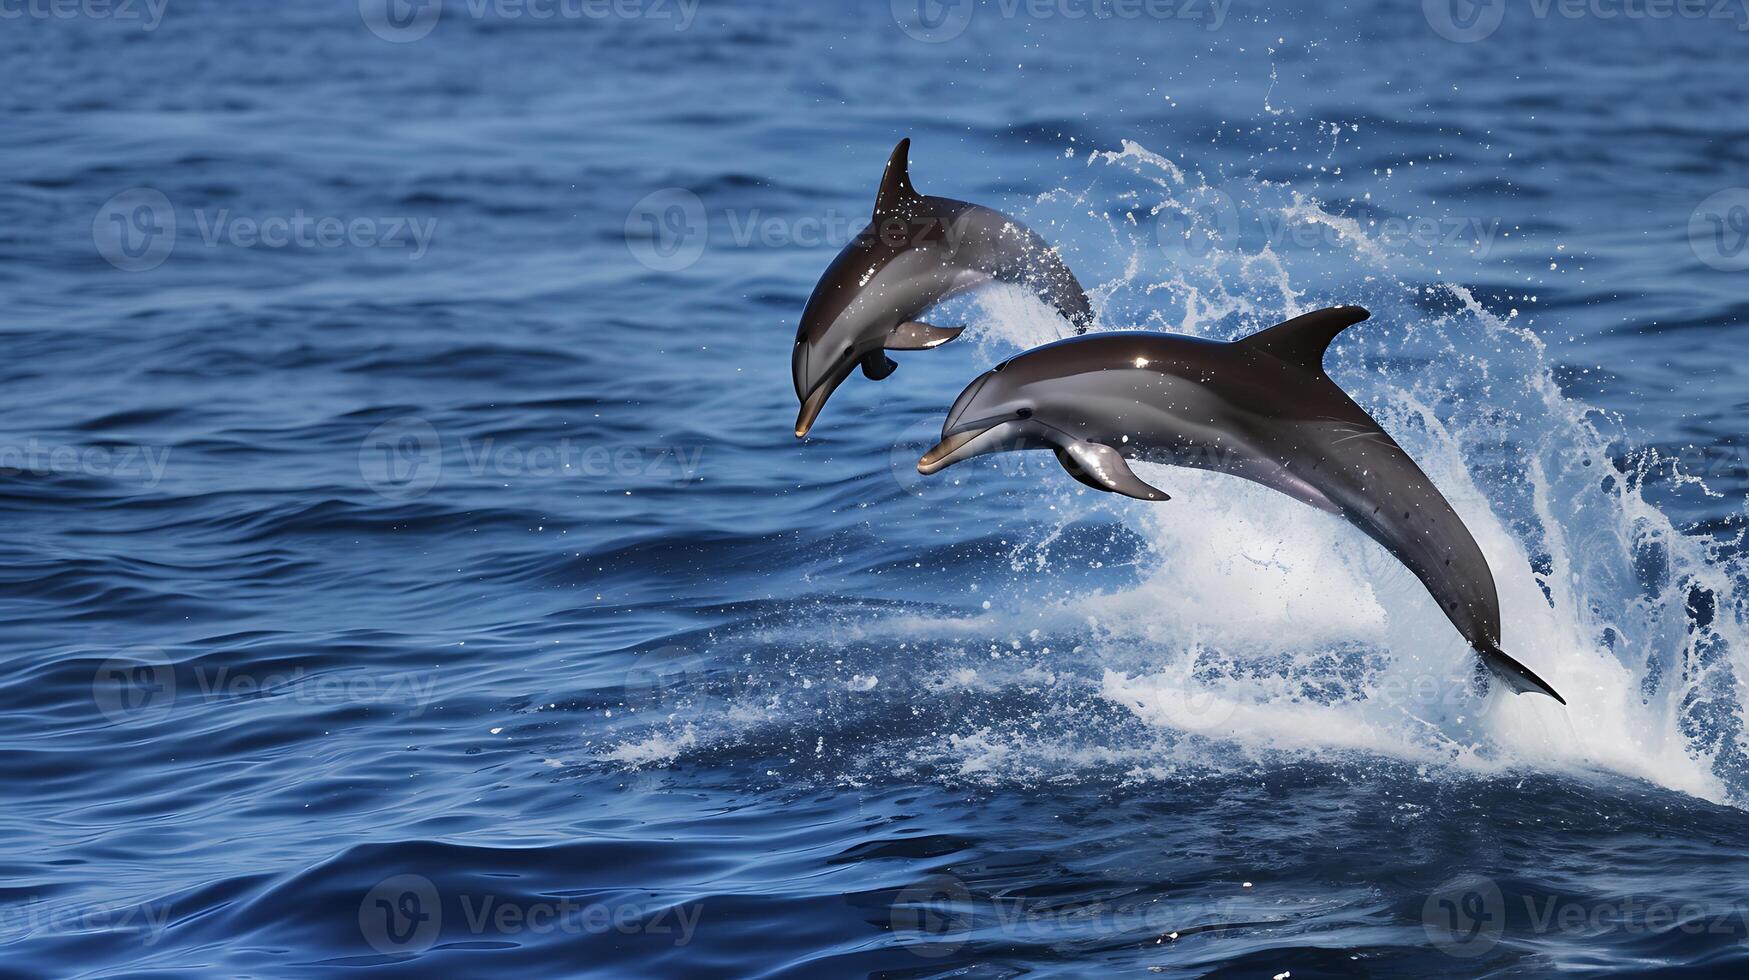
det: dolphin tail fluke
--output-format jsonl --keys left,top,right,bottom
{"left": 1476, "top": 643, "right": 1567, "bottom": 704}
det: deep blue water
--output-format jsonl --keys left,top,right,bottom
{"left": 4, "top": 0, "right": 1749, "bottom": 975}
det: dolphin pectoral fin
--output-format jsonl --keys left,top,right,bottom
{"left": 1056, "top": 442, "right": 1170, "bottom": 501}
{"left": 1238, "top": 306, "right": 1371, "bottom": 374}
{"left": 886, "top": 321, "right": 964, "bottom": 351}
{"left": 859, "top": 351, "right": 898, "bottom": 381}
{"left": 1477, "top": 644, "right": 1567, "bottom": 704}
{"left": 1055, "top": 448, "right": 1115, "bottom": 493}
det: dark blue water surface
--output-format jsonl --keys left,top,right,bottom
{"left": 5, "top": 0, "right": 1749, "bottom": 975}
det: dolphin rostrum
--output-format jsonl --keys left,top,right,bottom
{"left": 792, "top": 138, "right": 1095, "bottom": 437}
{"left": 916, "top": 306, "right": 1565, "bottom": 703}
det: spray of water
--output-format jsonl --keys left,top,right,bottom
{"left": 601, "top": 139, "right": 1748, "bottom": 807}
{"left": 958, "top": 140, "right": 1749, "bottom": 804}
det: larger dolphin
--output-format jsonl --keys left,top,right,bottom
{"left": 916, "top": 306, "right": 1565, "bottom": 703}
{"left": 792, "top": 138, "right": 1094, "bottom": 437}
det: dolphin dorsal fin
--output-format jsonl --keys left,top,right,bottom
{"left": 874, "top": 138, "right": 923, "bottom": 217}
{"left": 1238, "top": 306, "right": 1371, "bottom": 374}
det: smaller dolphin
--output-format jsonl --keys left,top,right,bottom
{"left": 917, "top": 307, "right": 1565, "bottom": 703}
{"left": 792, "top": 138, "right": 1095, "bottom": 438}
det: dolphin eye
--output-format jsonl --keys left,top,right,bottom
{"left": 1015, "top": 407, "right": 1033, "bottom": 419}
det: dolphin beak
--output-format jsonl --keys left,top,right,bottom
{"left": 794, "top": 382, "right": 832, "bottom": 439}
{"left": 918, "top": 422, "right": 1019, "bottom": 475}
{"left": 917, "top": 428, "right": 980, "bottom": 474}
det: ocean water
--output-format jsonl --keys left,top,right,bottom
{"left": 4, "top": 0, "right": 1749, "bottom": 975}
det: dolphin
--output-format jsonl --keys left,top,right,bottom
{"left": 916, "top": 306, "right": 1565, "bottom": 703}
{"left": 792, "top": 138, "right": 1095, "bottom": 437}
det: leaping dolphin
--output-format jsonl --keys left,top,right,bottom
{"left": 916, "top": 306, "right": 1566, "bottom": 703}
{"left": 792, "top": 138, "right": 1095, "bottom": 437}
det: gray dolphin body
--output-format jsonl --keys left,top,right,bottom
{"left": 792, "top": 139, "right": 1094, "bottom": 437}
{"left": 917, "top": 306, "right": 1565, "bottom": 703}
